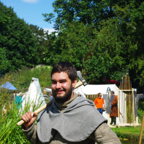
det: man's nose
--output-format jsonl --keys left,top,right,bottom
{"left": 56, "top": 82, "right": 61, "bottom": 89}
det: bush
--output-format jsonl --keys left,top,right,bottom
{"left": 0, "top": 65, "right": 52, "bottom": 89}
{"left": 0, "top": 65, "right": 51, "bottom": 143}
{"left": 138, "top": 98, "right": 144, "bottom": 123}
{"left": 0, "top": 103, "right": 30, "bottom": 144}
{"left": 0, "top": 65, "right": 52, "bottom": 111}
{"left": 0, "top": 97, "right": 44, "bottom": 144}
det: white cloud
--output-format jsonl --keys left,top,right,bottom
{"left": 43, "top": 28, "right": 58, "bottom": 35}
{"left": 22, "top": 0, "right": 39, "bottom": 3}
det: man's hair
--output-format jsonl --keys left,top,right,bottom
{"left": 51, "top": 62, "right": 77, "bottom": 82}
{"left": 111, "top": 91, "right": 115, "bottom": 94}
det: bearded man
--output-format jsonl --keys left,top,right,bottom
{"left": 21, "top": 62, "right": 121, "bottom": 144}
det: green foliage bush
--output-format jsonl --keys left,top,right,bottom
{"left": 0, "top": 2, "right": 40, "bottom": 74}
{"left": 0, "top": 65, "right": 52, "bottom": 89}
{"left": 0, "top": 65, "right": 52, "bottom": 111}
{"left": 0, "top": 104, "right": 30, "bottom": 144}
{"left": 0, "top": 98, "right": 44, "bottom": 144}
{"left": 0, "top": 65, "right": 50, "bottom": 143}
{"left": 138, "top": 98, "right": 144, "bottom": 123}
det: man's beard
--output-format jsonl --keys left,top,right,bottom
{"left": 52, "top": 84, "right": 73, "bottom": 103}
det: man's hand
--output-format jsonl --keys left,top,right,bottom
{"left": 21, "top": 111, "right": 37, "bottom": 130}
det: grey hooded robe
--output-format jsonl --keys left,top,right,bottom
{"left": 37, "top": 95, "right": 106, "bottom": 143}
{"left": 22, "top": 95, "right": 121, "bottom": 144}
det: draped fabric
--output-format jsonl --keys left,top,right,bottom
{"left": 37, "top": 95, "right": 107, "bottom": 143}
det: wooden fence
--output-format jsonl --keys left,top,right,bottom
{"left": 119, "top": 75, "right": 134, "bottom": 123}
{"left": 85, "top": 94, "right": 98, "bottom": 101}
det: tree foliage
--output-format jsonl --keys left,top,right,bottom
{"left": 1, "top": 0, "right": 144, "bottom": 92}
{"left": 43, "top": 0, "right": 144, "bottom": 91}
{"left": 0, "top": 2, "right": 39, "bottom": 73}
{"left": 43, "top": 0, "right": 116, "bottom": 30}
{"left": 29, "top": 24, "right": 57, "bottom": 64}
{"left": 44, "top": 22, "right": 122, "bottom": 83}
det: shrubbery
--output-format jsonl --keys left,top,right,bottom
{"left": 0, "top": 65, "right": 52, "bottom": 110}
{"left": 0, "top": 65, "right": 52, "bottom": 143}
{"left": 138, "top": 98, "right": 144, "bottom": 123}
{"left": 0, "top": 103, "right": 30, "bottom": 144}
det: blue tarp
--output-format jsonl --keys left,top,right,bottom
{"left": 0, "top": 82, "right": 17, "bottom": 90}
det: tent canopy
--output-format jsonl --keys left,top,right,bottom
{"left": 0, "top": 82, "right": 17, "bottom": 91}
{"left": 74, "top": 84, "right": 119, "bottom": 96}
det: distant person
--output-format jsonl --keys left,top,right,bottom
{"left": 49, "top": 93, "right": 53, "bottom": 101}
{"left": 15, "top": 94, "right": 22, "bottom": 109}
{"left": 94, "top": 93, "right": 105, "bottom": 114}
{"left": 110, "top": 91, "right": 118, "bottom": 125}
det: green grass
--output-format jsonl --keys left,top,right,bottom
{"left": 0, "top": 65, "right": 52, "bottom": 90}
{"left": 0, "top": 66, "right": 52, "bottom": 144}
{"left": 0, "top": 103, "right": 31, "bottom": 144}
{"left": 111, "top": 126, "right": 144, "bottom": 140}
{"left": 0, "top": 97, "right": 45, "bottom": 144}
{"left": 0, "top": 65, "right": 52, "bottom": 111}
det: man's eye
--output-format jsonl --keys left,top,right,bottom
{"left": 60, "top": 80, "right": 66, "bottom": 83}
{"left": 52, "top": 81, "right": 56, "bottom": 84}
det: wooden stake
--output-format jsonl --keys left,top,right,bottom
{"left": 139, "top": 114, "right": 144, "bottom": 144}
{"left": 128, "top": 76, "right": 130, "bottom": 90}
{"left": 125, "top": 75, "right": 128, "bottom": 90}
{"left": 122, "top": 77, "right": 123, "bottom": 90}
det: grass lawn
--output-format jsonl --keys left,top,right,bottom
{"left": 111, "top": 126, "right": 144, "bottom": 140}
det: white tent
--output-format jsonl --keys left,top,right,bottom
{"left": 74, "top": 84, "right": 137, "bottom": 126}
{"left": 74, "top": 84, "right": 119, "bottom": 95}
{"left": 74, "top": 84, "right": 119, "bottom": 124}
{"left": 20, "top": 77, "right": 46, "bottom": 113}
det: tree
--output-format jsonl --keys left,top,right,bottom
{"left": 0, "top": 2, "right": 40, "bottom": 73}
{"left": 0, "top": 7, "right": 11, "bottom": 74}
{"left": 114, "top": 1, "right": 144, "bottom": 92}
{"left": 93, "top": 1, "right": 144, "bottom": 91}
{"left": 29, "top": 24, "right": 57, "bottom": 64}
{"left": 44, "top": 22, "right": 124, "bottom": 83}
{"left": 41, "top": 0, "right": 144, "bottom": 93}
{"left": 43, "top": 0, "right": 115, "bottom": 30}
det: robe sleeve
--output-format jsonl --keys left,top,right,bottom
{"left": 94, "top": 123, "right": 121, "bottom": 144}
{"left": 22, "top": 124, "right": 39, "bottom": 144}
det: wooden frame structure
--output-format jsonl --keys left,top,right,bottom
{"left": 84, "top": 75, "right": 138, "bottom": 126}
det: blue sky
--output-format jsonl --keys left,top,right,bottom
{"left": 0, "top": 0, "right": 56, "bottom": 33}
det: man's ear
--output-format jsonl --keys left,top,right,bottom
{"left": 72, "top": 78, "right": 77, "bottom": 88}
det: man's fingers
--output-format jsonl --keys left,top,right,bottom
{"left": 21, "top": 114, "right": 29, "bottom": 122}
{"left": 31, "top": 113, "right": 37, "bottom": 123}
{"left": 25, "top": 113, "right": 31, "bottom": 120}
{"left": 21, "top": 111, "right": 38, "bottom": 129}
{"left": 28, "top": 111, "right": 32, "bottom": 117}
{"left": 21, "top": 111, "right": 32, "bottom": 122}
{"left": 33, "top": 112, "right": 37, "bottom": 117}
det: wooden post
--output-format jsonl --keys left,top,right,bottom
{"left": 139, "top": 114, "right": 144, "bottom": 144}
{"left": 123, "top": 76, "right": 125, "bottom": 89}
{"left": 125, "top": 75, "right": 128, "bottom": 90}
{"left": 132, "top": 88, "right": 135, "bottom": 124}
{"left": 122, "top": 77, "right": 123, "bottom": 90}
{"left": 118, "top": 89, "right": 120, "bottom": 124}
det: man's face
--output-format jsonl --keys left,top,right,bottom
{"left": 98, "top": 95, "right": 102, "bottom": 99}
{"left": 51, "top": 72, "right": 77, "bottom": 103}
